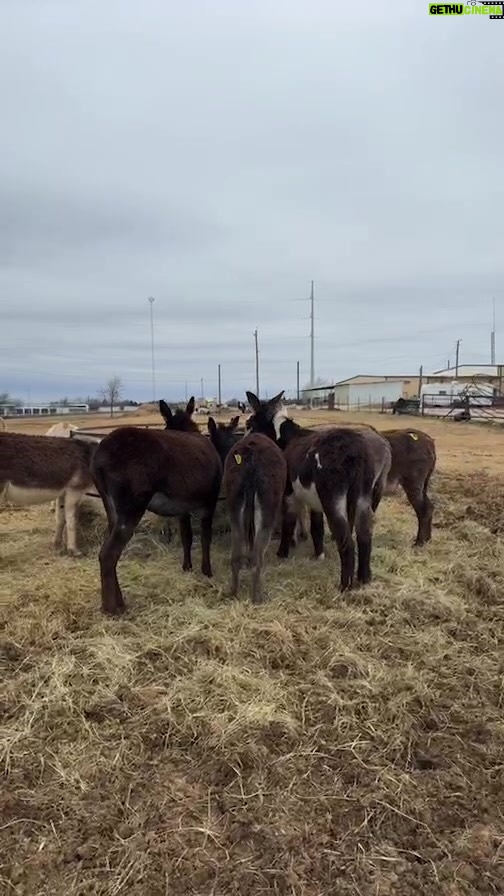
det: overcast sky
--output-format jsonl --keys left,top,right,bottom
{"left": 1, "top": 1, "right": 503, "bottom": 403}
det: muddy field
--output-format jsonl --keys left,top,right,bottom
{"left": 1, "top": 410, "right": 503, "bottom": 894}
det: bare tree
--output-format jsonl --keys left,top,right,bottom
{"left": 99, "top": 376, "right": 123, "bottom": 418}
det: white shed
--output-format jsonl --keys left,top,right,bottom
{"left": 346, "top": 380, "right": 404, "bottom": 409}
{"left": 305, "top": 374, "right": 419, "bottom": 408}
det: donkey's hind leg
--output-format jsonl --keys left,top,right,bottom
{"left": 310, "top": 511, "right": 325, "bottom": 559}
{"left": 355, "top": 495, "right": 374, "bottom": 585}
{"left": 200, "top": 499, "right": 218, "bottom": 578}
{"left": 422, "top": 480, "right": 434, "bottom": 544}
{"left": 54, "top": 494, "right": 66, "bottom": 552}
{"left": 64, "top": 488, "right": 83, "bottom": 557}
{"left": 402, "top": 475, "right": 434, "bottom": 547}
{"left": 320, "top": 492, "right": 355, "bottom": 592}
{"left": 277, "top": 496, "right": 297, "bottom": 559}
{"left": 99, "top": 503, "right": 147, "bottom": 615}
{"left": 228, "top": 522, "right": 243, "bottom": 597}
{"left": 179, "top": 514, "right": 193, "bottom": 571}
{"left": 250, "top": 524, "right": 273, "bottom": 605}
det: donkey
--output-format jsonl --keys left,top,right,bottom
{"left": 45, "top": 421, "right": 79, "bottom": 513}
{"left": 0, "top": 432, "right": 95, "bottom": 555}
{"left": 296, "top": 422, "right": 436, "bottom": 547}
{"left": 208, "top": 417, "right": 287, "bottom": 603}
{"left": 91, "top": 397, "right": 222, "bottom": 614}
{"left": 382, "top": 428, "right": 436, "bottom": 545}
{"left": 45, "top": 421, "right": 79, "bottom": 438}
{"left": 245, "top": 391, "right": 391, "bottom": 591}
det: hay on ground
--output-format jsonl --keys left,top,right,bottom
{"left": 0, "top": 471, "right": 503, "bottom": 895}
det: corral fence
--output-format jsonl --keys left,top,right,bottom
{"left": 419, "top": 394, "right": 504, "bottom": 422}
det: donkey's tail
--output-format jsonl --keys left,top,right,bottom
{"left": 240, "top": 456, "right": 259, "bottom": 554}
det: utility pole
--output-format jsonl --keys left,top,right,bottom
{"left": 455, "top": 339, "right": 461, "bottom": 378}
{"left": 147, "top": 296, "right": 156, "bottom": 402}
{"left": 418, "top": 364, "right": 423, "bottom": 396}
{"left": 254, "top": 328, "right": 260, "bottom": 396}
{"left": 185, "top": 381, "right": 188, "bottom": 402}
{"left": 200, "top": 377, "right": 204, "bottom": 399}
{"left": 296, "top": 360, "right": 300, "bottom": 402}
{"left": 310, "top": 280, "right": 315, "bottom": 389}
{"left": 218, "top": 364, "right": 222, "bottom": 406}
{"left": 491, "top": 298, "right": 496, "bottom": 365}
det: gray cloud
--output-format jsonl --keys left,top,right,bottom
{"left": 1, "top": 0, "right": 503, "bottom": 402}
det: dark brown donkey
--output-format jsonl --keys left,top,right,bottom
{"left": 304, "top": 422, "right": 436, "bottom": 547}
{"left": 245, "top": 391, "right": 391, "bottom": 591}
{"left": 208, "top": 418, "right": 287, "bottom": 603}
{"left": 382, "top": 428, "right": 436, "bottom": 545}
{"left": 91, "top": 398, "right": 222, "bottom": 615}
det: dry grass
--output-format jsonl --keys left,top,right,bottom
{"left": 1, "top": 465, "right": 504, "bottom": 896}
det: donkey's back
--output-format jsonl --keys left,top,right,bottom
{"left": 0, "top": 432, "right": 92, "bottom": 506}
{"left": 0, "top": 432, "right": 94, "bottom": 556}
{"left": 92, "top": 426, "right": 221, "bottom": 509}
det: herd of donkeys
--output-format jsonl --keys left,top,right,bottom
{"left": 0, "top": 391, "right": 436, "bottom": 614}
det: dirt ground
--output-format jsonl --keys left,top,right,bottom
{"left": 1, "top": 409, "right": 503, "bottom": 894}
{"left": 7, "top": 405, "right": 504, "bottom": 475}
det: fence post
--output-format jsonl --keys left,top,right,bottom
{"left": 381, "top": 396, "right": 385, "bottom": 414}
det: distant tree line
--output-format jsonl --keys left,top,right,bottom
{"left": 0, "top": 380, "right": 140, "bottom": 418}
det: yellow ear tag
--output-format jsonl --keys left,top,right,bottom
{"left": 409, "top": 432, "right": 419, "bottom": 441}
{"left": 234, "top": 453, "right": 242, "bottom": 464}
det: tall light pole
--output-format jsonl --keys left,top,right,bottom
{"left": 310, "top": 280, "right": 315, "bottom": 391}
{"left": 491, "top": 298, "right": 496, "bottom": 365}
{"left": 254, "top": 328, "right": 260, "bottom": 396}
{"left": 147, "top": 296, "right": 156, "bottom": 402}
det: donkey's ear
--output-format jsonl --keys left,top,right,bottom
{"left": 207, "top": 417, "right": 217, "bottom": 436}
{"left": 268, "top": 390, "right": 285, "bottom": 408}
{"left": 229, "top": 415, "right": 240, "bottom": 430}
{"left": 245, "top": 415, "right": 253, "bottom": 430}
{"left": 246, "top": 391, "right": 261, "bottom": 412}
{"left": 159, "top": 400, "right": 172, "bottom": 425}
{"left": 186, "top": 396, "right": 195, "bottom": 416}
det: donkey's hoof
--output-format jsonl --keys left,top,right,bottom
{"left": 340, "top": 580, "right": 354, "bottom": 593}
{"left": 102, "top": 601, "right": 126, "bottom": 617}
{"left": 67, "top": 549, "right": 83, "bottom": 558}
{"left": 355, "top": 576, "right": 371, "bottom": 589}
